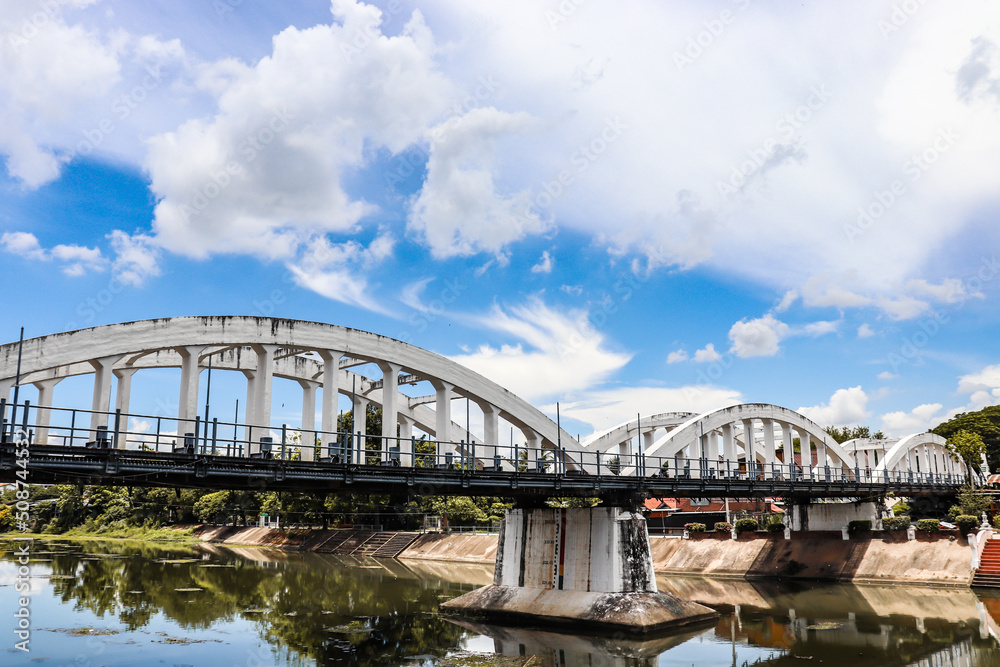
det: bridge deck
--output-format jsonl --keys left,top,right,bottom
{"left": 0, "top": 443, "right": 964, "bottom": 501}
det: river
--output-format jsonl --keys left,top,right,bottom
{"left": 1, "top": 538, "right": 999, "bottom": 666}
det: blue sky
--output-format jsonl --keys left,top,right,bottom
{"left": 1, "top": 0, "right": 1000, "bottom": 441}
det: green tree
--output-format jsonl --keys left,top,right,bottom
{"left": 0, "top": 504, "right": 13, "bottom": 532}
{"left": 932, "top": 405, "right": 1000, "bottom": 472}
{"left": 946, "top": 429, "right": 987, "bottom": 475}
{"left": 824, "top": 425, "right": 885, "bottom": 443}
{"left": 193, "top": 490, "right": 231, "bottom": 523}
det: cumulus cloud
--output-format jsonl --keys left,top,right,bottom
{"left": 408, "top": 107, "right": 545, "bottom": 258}
{"left": 880, "top": 403, "right": 944, "bottom": 436}
{"left": 666, "top": 349, "right": 688, "bottom": 364}
{"left": 877, "top": 370, "right": 898, "bottom": 380}
{"left": 0, "top": 1, "right": 120, "bottom": 186}
{"left": 728, "top": 314, "right": 790, "bottom": 358}
{"left": 531, "top": 250, "right": 554, "bottom": 274}
{"left": 146, "top": 1, "right": 456, "bottom": 260}
{"left": 1, "top": 231, "right": 106, "bottom": 276}
{"left": 798, "top": 386, "right": 870, "bottom": 426}
{"left": 286, "top": 233, "right": 395, "bottom": 314}
{"left": 858, "top": 324, "right": 875, "bottom": 338}
{"left": 109, "top": 231, "right": 161, "bottom": 287}
{"left": 449, "top": 298, "right": 631, "bottom": 402}
{"left": 693, "top": 343, "right": 722, "bottom": 363}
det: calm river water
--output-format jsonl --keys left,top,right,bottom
{"left": 2, "top": 538, "right": 999, "bottom": 666}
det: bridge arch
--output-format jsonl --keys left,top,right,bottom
{"left": 0, "top": 317, "right": 578, "bottom": 464}
{"left": 874, "top": 433, "right": 970, "bottom": 481}
{"left": 640, "top": 403, "right": 857, "bottom": 477}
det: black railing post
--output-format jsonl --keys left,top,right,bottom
{"left": 112, "top": 408, "right": 121, "bottom": 450}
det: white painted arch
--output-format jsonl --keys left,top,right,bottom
{"left": 0, "top": 317, "right": 578, "bottom": 463}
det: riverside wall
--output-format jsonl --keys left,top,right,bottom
{"left": 193, "top": 526, "right": 975, "bottom": 587}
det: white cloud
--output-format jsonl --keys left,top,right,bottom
{"left": 0, "top": 2, "right": 120, "bottom": 186}
{"left": 728, "top": 314, "right": 789, "bottom": 358}
{"left": 799, "top": 319, "right": 840, "bottom": 337}
{"left": 146, "top": 1, "right": 455, "bottom": 261}
{"left": 877, "top": 371, "right": 898, "bottom": 380}
{"left": 0, "top": 231, "right": 46, "bottom": 260}
{"left": 693, "top": 343, "right": 722, "bottom": 363}
{"left": 858, "top": 324, "right": 875, "bottom": 339}
{"left": 666, "top": 349, "right": 688, "bottom": 364}
{"left": 286, "top": 233, "right": 395, "bottom": 314}
{"left": 449, "top": 298, "right": 631, "bottom": 402}
{"left": 881, "top": 403, "right": 944, "bottom": 436}
{"left": 957, "top": 364, "right": 1000, "bottom": 394}
{"left": 108, "top": 231, "right": 161, "bottom": 287}
{"left": 775, "top": 289, "right": 798, "bottom": 312}
{"left": 408, "top": 107, "right": 545, "bottom": 258}
{"left": 798, "top": 386, "right": 870, "bottom": 426}
{"left": 1, "top": 231, "right": 106, "bottom": 276}
{"left": 531, "top": 250, "right": 554, "bottom": 274}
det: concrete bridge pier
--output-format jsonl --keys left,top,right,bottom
{"left": 441, "top": 506, "right": 717, "bottom": 634}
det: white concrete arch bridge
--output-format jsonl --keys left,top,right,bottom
{"left": 0, "top": 317, "right": 972, "bottom": 501}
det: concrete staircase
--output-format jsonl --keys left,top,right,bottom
{"left": 307, "top": 529, "right": 420, "bottom": 558}
{"left": 972, "top": 539, "right": 1000, "bottom": 587}
{"left": 372, "top": 532, "right": 419, "bottom": 558}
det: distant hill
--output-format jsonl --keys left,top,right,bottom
{"left": 931, "top": 405, "right": 1000, "bottom": 472}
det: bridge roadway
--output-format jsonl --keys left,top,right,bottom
{"left": 0, "top": 440, "right": 965, "bottom": 503}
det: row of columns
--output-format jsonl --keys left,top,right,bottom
{"left": 22, "top": 346, "right": 529, "bottom": 467}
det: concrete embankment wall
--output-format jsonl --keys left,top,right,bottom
{"left": 193, "top": 526, "right": 973, "bottom": 586}
{"left": 648, "top": 535, "right": 972, "bottom": 586}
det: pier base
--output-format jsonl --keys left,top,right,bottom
{"left": 441, "top": 507, "right": 717, "bottom": 633}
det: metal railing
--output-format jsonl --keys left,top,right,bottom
{"left": 0, "top": 399, "right": 969, "bottom": 488}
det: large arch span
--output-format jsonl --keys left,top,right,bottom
{"left": 0, "top": 317, "right": 971, "bottom": 484}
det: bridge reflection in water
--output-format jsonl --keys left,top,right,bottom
{"left": 4, "top": 538, "right": 998, "bottom": 666}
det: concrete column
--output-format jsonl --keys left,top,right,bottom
{"left": 779, "top": 421, "right": 792, "bottom": 471}
{"left": 298, "top": 379, "right": 318, "bottom": 462}
{"left": 241, "top": 369, "right": 256, "bottom": 455}
{"left": 812, "top": 431, "right": 826, "bottom": 472}
{"left": 524, "top": 428, "right": 543, "bottom": 472}
{"left": 32, "top": 377, "right": 62, "bottom": 445}
{"left": 111, "top": 367, "right": 137, "bottom": 449}
{"left": 476, "top": 401, "right": 500, "bottom": 465}
{"left": 251, "top": 344, "right": 277, "bottom": 449}
{"left": 442, "top": 507, "right": 717, "bottom": 633}
{"left": 722, "top": 423, "right": 735, "bottom": 476}
{"left": 432, "top": 379, "right": 453, "bottom": 446}
{"left": 378, "top": 361, "right": 401, "bottom": 463}
{"left": 398, "top": 414, "right": 414, "bottom": 467}
{"left": 705, "top": 430, "right": 718, "bottom": 467}
{"left": 89, "top": 355, "right": 121, "bottom": 436}
{"left": 177, "top": 346, "right": 205, "bottom": 435}
{"left": 353, "top": 394, "right": 369, "bottom": 465}
{"left": 318, "top": 350, "right": 343, "bottom": 452}
{"left": 762, "top": 418, "right": 775, "bottom": 477}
